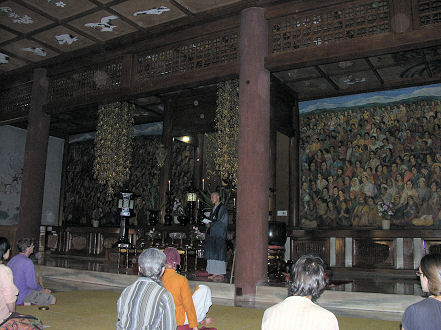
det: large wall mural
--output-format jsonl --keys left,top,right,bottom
{"left": 298, "top": 84, "right": 441, "bottom": 229}
{"left": 0, "top": 127, "right": 24, "bottom": 225}
{"left": 0, "top": 125, "right": 64, "bottom": 226}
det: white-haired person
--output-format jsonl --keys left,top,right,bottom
{"left": 162, "top": 247, "right": 213, "bottom": 330}
{"left": 262, "top": 254, "right": 339, "bottom": 330}
{"left": 401, "top": 253, "right": 441, "bottom": 330}
{"left": 117, "top": 248, "right": 176, "bottom": 330}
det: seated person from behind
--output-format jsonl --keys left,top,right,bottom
{"left": 117, "top": 248, "right": 176, "bottom": 330}
{"left": 401, "top": 253, "right": 441, "bottom": 330}
{"left": 261, "top": 254, "right": 339, "bottom": 330}
{"left": 162, "top": 247, "right": 214, "bottom": 330}
{"left": 7, "top": 238, "right": 56, "bottom": 306}
{"left": 0, "top": 237, "right": 19, "bottom": 323}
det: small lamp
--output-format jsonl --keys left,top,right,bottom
{"left": 187, "top": 192, "right": 197, "bottom": 202}
{"left": 186, "top": 189, "right": 197, "bottom": 225}
{"left": 117, "top": 190, "right": 135, "bottom": 247}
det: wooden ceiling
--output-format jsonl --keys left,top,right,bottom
{"left": 1, "top": 0, "right": 441, "bottom": 138}
{"left": 274, "top": 44, "right": 441, "bottom": 101}
{"left": 0, "top": 0, "right": 247, "bottom": 73}
{"left": 0, "top": 0, "right": 249, "bottom": 136}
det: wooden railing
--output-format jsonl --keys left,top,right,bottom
{"left": 135, "top": 30, "right": 239, "bottom": 84}
{"left": 269, "top": 0, "right": 391, "bottom": 54}
{"left": 0, "top": 81, "right": 32, "bottom": 118}
{"left": 46, "top": 57, "right": 124, "bottom": 109}
{"left": 416, "top": 0, "right": 441, "bottom": 26}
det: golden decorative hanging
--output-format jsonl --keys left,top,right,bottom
{"left": 206, "top": 79, "right": 239, "bottom": 187}
{"left": 93, "top": 101, "right": 134, "bottom": 194}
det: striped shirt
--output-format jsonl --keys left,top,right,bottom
{"left": 117, "top": 277, "right": 176, "bottom": 330}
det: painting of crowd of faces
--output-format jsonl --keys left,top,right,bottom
{"left": 299, "top": 84, "right": 441, "bottom": 229}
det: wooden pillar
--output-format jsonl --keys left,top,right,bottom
{"left": 269, "top": 100, "right": 277, "bottom": 221}
{"left": 391, "top": 0, "right": 414, "bottom": 33}
{"left": 159, "top": 98, "right": 173, "bottom": 223}
{"left": 16, "top": 68, "right": 50, "bottom": 241}
{"left": 235, "top": 7, "right": 269, "bottom": 306}
{"left": 57, "top": 140, "right": 69, "bottom": 226}
{"left": 289, "top": 99, "right": 299, "bottom": 227}
{"left": 121, "top": 54, "right": 135, "bottom": 89}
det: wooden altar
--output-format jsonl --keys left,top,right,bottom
{"left": 43, "top": 223, "right": 235, "bottom": 270}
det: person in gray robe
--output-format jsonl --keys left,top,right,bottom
{"left": 204, "top": 191, "right": 228, "bottom": 282}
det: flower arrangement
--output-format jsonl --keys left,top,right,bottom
{"left": 192, "top": 226, "right": 205, "bottom": 240}
{"left": 146, "top": 228, "right": 161, "bottom": 240}
{"left": 378, "top": 201, "right": 394, "bottom": 220}
{"left": 146, "top": 186, "right": 161, "bottom": 210}
{"left": 172, "top": 198, "right": 185, "bottom": 216}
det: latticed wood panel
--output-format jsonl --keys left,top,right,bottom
{"left": 417, "top": 0, "right": 441, "bottom": 25}
{"left": 48, "top": 59, "right": 123, "bottom": 104}
{"left": 135, "top": 30, "right": 239, "bottom": 82}
{"left": 270, "top": 0, "right": 391, "bottom": 53}
{"left": 0, "top": 82, "right": 32, "bottom": 114}
{"left": 292, "top": 240, "right": 329, "bottom": 265}
{"left": 353, "top": 239, "right": 393, "bottom": 267}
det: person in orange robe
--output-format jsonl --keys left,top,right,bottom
{"left": 162, "top": 247, "right": 213, "bottom": 330}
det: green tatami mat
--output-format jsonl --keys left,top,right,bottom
{"left": 16, "top": 290, "right": 401, "bottom": 329}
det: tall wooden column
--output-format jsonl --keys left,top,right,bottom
{"left": 159, "top": 98, "right": 173, "bottom": 223}
{"left": 16, "top": 68, "right": 50, "bottom": 241}
{"left": 289, "top": 99, "right": 300, "bottom": 227}
{"left": 269, "top": 93, "right": 277, "bottom": 221}
{"left": 235, "top": 7, "right": 270, "bottom": 306}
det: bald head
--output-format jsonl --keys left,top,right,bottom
{"left": 210, "top": 192, "right": 220, "bottom": 205}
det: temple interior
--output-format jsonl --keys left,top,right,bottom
{"left": 1, "top": 0, "right": 441, "bottom": 326}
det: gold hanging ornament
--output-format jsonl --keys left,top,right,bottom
{"left": 94, "top": 101, "right": 134, "bottom": 194}
{"left": 207, "top": 79, "right": 239, "bottom": 187}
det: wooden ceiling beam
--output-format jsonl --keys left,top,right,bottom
{"left": 424, "top": 54, "right": 433, "bottom": 78}
{"left": 169, "top": 0, "right": 196, "bottom": 17}
{"left": 130, "top": 102, "right": 164, "bottom": 118}
{"left": 131, "top": 63, "right": 238, "bottom": 100}
{"left": 14, "top": 0, "right": 111, "bottom": 45}
{"left": 12, "top": 1, "right": 104, "bottom": 51}
{"left": 314, "top": 65, "right": 340, "bottom": 91}
{"left": 0, "top": 110, "right": 28, "bottom": 126}
{"left": 0, "top": 48, "right": 33, "bottom": 65}
{"left": 265, "top": 0, "right": 354, "bottom": 19}
{"left": 14, "top": 0, "right": 98, "bottom": 25}
{"left": 365, "top": 58, "right": 384, "bottom": 86}
{"left": 0, "top": 21, "right": 58, "bottom": 41}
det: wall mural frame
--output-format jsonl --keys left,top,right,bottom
{"left": 298, "top": 83, "right": 441, "bottom": 229}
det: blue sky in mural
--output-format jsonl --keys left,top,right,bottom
{"left": 299, "top": 83, "right": 441, "bottom": 114}
{"left": 69, "top": 122, "right": 163, "bottom": 143}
